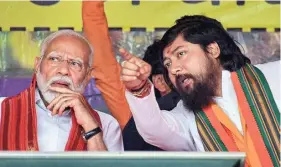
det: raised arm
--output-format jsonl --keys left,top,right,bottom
{"left": 82, "top": 1, "right": 131, "bottom": 129}
{"left": 119, "top": 49, "right": 197, "bottom": 151}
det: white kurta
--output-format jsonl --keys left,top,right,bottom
{"left": 0, "top": 89, "right": 124, "bottom": 152}
{"left": 125, "top": 61, "right": 280, "bottom": 151}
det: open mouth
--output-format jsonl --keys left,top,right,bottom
{"left": 178, "top": 75, "right": 193, "bottom": 88}
{"left": 51, "top": 81, "right": 70, "bottom": 88}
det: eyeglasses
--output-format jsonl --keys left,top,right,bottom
{"left": 46, "top": 55, "right": 86, "bottom": 72}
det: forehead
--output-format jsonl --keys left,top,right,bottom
{"left": 45, "top": 36, "right": 90, "bottom": 61}
{"left": 163, "top": 35, "right": 187, "bottom": 58}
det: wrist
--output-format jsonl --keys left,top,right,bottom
{"left": 130, "top": 80, "right": 147, "bottom": 92}
{"left": 82, "top": 120, "right": 99, "bottom": 132}
{"left": 129, "top": 80, "right": 151, "bottom": 98}
{"left": 82, "top": 126, "right": 102, "bottom": 142}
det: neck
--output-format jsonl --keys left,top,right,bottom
{"left": 215, "top": 68, "right": 223, "bottom": 97}
{"left": 38, "top": 89, "right": 49, "bottom": 107}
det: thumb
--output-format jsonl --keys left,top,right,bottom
{"left": 119, "top": 48, "right": 134, "bottom": 61}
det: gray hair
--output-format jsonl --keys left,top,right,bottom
{"left": 40, "top": 30, "right": 94, "bottom": 67}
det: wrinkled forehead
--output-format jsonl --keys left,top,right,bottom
{"left": 45, "top": 36, "right": 91, "bottom": 60}
{"left": 46, "top": 51, "right": 83, "bottom": 61}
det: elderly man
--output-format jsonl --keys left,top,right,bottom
{"left": 0, "top": 30, "right": 123, "bottom": 151}
{"left": 120, "top": 15, "right": 280, "bottom": 167}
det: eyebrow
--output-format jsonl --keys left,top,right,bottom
{"left": 70, "top": 58, "right": 83, "bottom": 64}
{"left": 45, "top": 51, "right": 58, "bottom": 57}
{"left": 171, "top": 46, "right": 184, "bottom": 55}
{"left": 163, "top": 45, "right": 185, "bottom": 63}
{"left": 46, "top": 52, "right": 84, "bottom": 64}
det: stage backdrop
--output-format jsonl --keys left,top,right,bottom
{"left": 0, "top": 1, "right": 279, "bottom": 31}
{"left": 0, "top": 1, "right": 280, "bottom": 113}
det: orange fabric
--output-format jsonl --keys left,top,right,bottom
{"left": 206, "top": 105, "right": 262, "bottom": 167}
{"left": 203, "top": 104, "right": 239, "bottom": 151}
{"left": 211, "top": 105, "right": 244, "bottom": 147}
{"left": 231, "top": 72, "right": 273, "bottom": 167}
{"left": 240, "top": 111, "right": 262, "bottom": 167}
{"left": 82, "top": 1, "right": 131, "bottom": 129}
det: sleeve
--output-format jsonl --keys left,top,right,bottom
{"left": 97, "top": 111, "right": 124, "bottom": 152}
{"left": 82, "top": 1, "right": 132, "bottom": 129}
{"left": 125, "top": 86, "right": 197, "bottom": 151}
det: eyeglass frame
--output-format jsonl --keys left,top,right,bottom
{"left": 42, "top": 52, "right": 91, "bottom": 72}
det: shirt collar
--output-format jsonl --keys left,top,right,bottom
{"left": 214, "top": 70, "right": 232, "bottom": 100}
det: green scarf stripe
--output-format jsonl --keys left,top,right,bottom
{"left": 246, "top": 65, "right": 280, "bottom": 146}
{"left": 244, "top": 66, "right": 278, "bottom": 139}
{"left": 248, "top": 65, "right": 280, "bottom": 123}
{"left": 247, "top": 65, "right": 280, "bottom": 131}
{"left": 237, "top": 69, "right": 274, "bottom": 161}
{"left": 238, "top": 67, "right": 279, "bottom": 167}
{"left": 196, "top": 111, "right": 228, "bottom": 151}
{"left": 196, "top": 113, "right": 221, "bottom": 151}
{"left": 196, "top": 119, "right": 213, "bottom": 151}
{"left": 245, "top": 65, "right": 280, "bottom": 165}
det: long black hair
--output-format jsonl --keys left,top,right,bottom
{"left": 158, "top": 15, "right": 251, "bottom": 89}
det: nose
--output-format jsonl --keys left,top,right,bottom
{"left": 170, "top": 60, "right": 182, "bottom": 76}
{"left": 57, "top": 60, "right": 70, "bottom": 76}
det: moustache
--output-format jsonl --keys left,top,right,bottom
{"left": 45, "top": 76, "right": 74, "bottom": 91}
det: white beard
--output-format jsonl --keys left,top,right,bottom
{"left": 36, "top": 70, "right": 86, "bottom": 104}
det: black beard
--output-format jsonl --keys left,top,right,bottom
{"left": 175, "top": 67, "right": 219, "bottom": 112}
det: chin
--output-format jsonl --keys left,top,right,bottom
{"left": 42, "top": 91, "right": 59, "bottom": 104}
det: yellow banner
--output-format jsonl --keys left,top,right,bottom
{"left": 0, "top": 1, "right": 279, "bottom": 32}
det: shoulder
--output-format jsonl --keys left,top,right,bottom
{"left": 254, "top": 60, "right": 280, "bottom": 86}
{"left": 0, "top": 97, "right": 7, "bottom": 104}
{"left": 95, "top": 110, "right": 124, "bottom": 151}
{"left": 0, "top": 97, "right": 7, "bottom": 108}
{"left": 255, "top": 60, "right": 280, "bottom": 73}
{"left": 254, "top": 60, "right": 280, "bottom": 108}
{"left": 0, "top": 97, "right": 8, "bottom": 120}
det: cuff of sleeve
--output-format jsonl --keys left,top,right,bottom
{"left": 125, "top": 80, "right": 154, "bottom": 99}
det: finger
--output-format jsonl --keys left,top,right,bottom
{"left": 134, "top": 59, "right": 146, "bottom": 68}
{"left": 139, "top": 66, "right": 151, "bottom": 80}
{"left": 119, "top": 48, "right": 134, "bottom": 61}
{"left": 122, "top": 68, "right": 140, "bottom": 76}
{"left": 49, "top": 86, "right": 75, "bottom": 94}
{"left": 121, "top": 60, "right": 140, "bottom": 71}
{"left": 120, "top": 75, "right": 137, "bottom": 82}
{"left": 140, "top": 72, "right": 151, "bottom": 81}
{"left": 47, "top": 94, "right": 72, "bottom": 110}
{"left": 52, "top": 97, "right": 74, "bottom": 116}
{"left": 120, "top": 60, "right": 127, "bottom": 67}
{"left": 58, "top": 100, "right": 72, "bottom": 116}
{"left": 140, "top": 64, "right": 151, "bottom": 74}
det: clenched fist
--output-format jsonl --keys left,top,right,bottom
{"left": 119, "top": 48, "right": 151, "bottom": 90}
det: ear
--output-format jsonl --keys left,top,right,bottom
{"left": 34, "top": 56, "right": 41, "bottom": 73}
{"left": 207, "top": 42, "right": 220, "bottom": 59}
